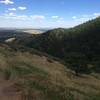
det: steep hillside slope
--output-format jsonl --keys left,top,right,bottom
{"left": 31, "top": 17, "right": 100, "bottom": 58}
{"left": 12, "top": 17, "right": 100, "bottom": 74}
{"left": 0, "top": 45, "right": 100, "bottom": 100}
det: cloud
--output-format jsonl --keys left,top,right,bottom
{"left": 51, "top": 16, "right": 64, "bottom": 20}
{"left": 1, "top": 13, "right": 45, "bottom": 22}
{"left": 0, "top": 0, "right": 14, "bottom": 5}
{"left": 18, "top": 7, "right": 27, "bottom": 10}
{"left": 14, "top": 15, "right": 29, "bottom": 20}
{"left": 30, "top": 15, "right": 45, "bottom": 22}
{"left": 4, "top": 13, "right": 29, "bottom": 20}
{"left": 8, "top": 8, "right": 16, "bottom": 11}
{"left": 1, "top": 12, "right": 99, "bottom": 28}
{"left": 93, "top": 13, "right": 100, "bottom": 17}
{"left": 51, "top": 16, "right": 59, "bottom": 19}
{"left": 8, "top": 7, "right": 28, "bottom": 11}
{"left": 7, "top": 12, "right": 15, "bottom": 16}
{"left": 51, "top": 16, "right": 64, "bottom": 24}
{"left": 72, "top": 16, "right": 77, "bottom": 19}
{"left": 72, "top": 13, "right": 100, "bottom": 24}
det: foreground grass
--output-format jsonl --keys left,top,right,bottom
{"left": 0, "top": 45, "right": 100, "bottom": 100}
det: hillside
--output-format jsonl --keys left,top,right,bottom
{"left": 0, "top": 17, "right": 100, "bottom": 100}
{"left": 12, "top": 17, "right": 100, "bottom": 75}
{"left": 0, "top": 44, "right": 100, "bottom": 100}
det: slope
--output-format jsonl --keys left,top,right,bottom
{"left": 0, "top": 44, "right": 100, "bottom": 100}
{"left": 12, "top": 17, "right": 100, "bottom": 74}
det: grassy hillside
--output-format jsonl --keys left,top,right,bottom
{"left": 13, "top": 17, "right": 100, "bottom": 75}
{"left": 0, "top": 44, "right": 100, "bottom": 100}
{"left": 0, "top": 17, "right": 100, "bottom": 100}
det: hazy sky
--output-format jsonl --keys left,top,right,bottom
{"left": 0, "top": 0, "right": 100, "bottom": 28}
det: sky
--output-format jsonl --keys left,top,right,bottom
{"left": 0, "top": 0, "right": 100, "bottom": 28}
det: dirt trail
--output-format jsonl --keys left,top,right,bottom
{"left": 0, "top": 79, "right": 21, "bottom": 100}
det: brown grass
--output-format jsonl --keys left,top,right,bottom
{"left": 0, "top": 45, "right": 100, "bottom": 100}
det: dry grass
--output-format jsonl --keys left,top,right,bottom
{"left": 0, "top": 45, "right": 100, "bottom": 100}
